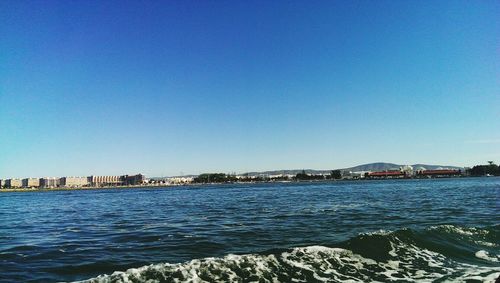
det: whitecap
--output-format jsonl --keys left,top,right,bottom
{"left": 475, "top": 250, "right": 499, "bottom": 262}
{"left": 428, "top": 225, "right": 489, "bottom": 236}
{"left": 475, "top": 240, "right": 497, "bottom": 247}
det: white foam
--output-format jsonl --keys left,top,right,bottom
{"left": 429, "top": 225, "right": 489, "bottom": 237}
{"left": 475, "top": 250, "right": 499, "bottom": 262}
{"left": 360, "top": 229, "right": 393, "bottom": 236}
{"left": 78, "top": 235, "right": 500, "bottom": 283}
{"left": 475, "top": 240, "right": 497, "bottom": 247}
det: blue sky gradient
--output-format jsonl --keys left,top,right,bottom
{"left": 1, "top": 1, "right": 499, "bottom": 178}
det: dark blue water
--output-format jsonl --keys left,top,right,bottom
{"left": 1, "top": 178, "right": 499, "bottom": 282}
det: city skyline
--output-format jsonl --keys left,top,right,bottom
{"left": 0, "top": 160, "right": 484, "bottom": 180}
{"left": 1, "top": 1, "right": 499, "bottom": 178}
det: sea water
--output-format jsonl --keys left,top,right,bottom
{"left": 0, "top": 178, "right": 499, "bottom": 282}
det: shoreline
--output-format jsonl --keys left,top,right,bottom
{"left": 0, "top": 184, "right": 181, "bottom": 193}
{"left": 0, "top": 175, "right": 490, "bottom": 193}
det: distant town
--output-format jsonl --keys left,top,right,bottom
{"left": 1, "top": 162, "right": 498, "bottom": 191}
{"left": 0, "top": 174, "right": 146, "bottom": 190}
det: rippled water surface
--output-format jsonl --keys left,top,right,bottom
{"left": 1, "top": 178, "right": 499, "bottom": 282}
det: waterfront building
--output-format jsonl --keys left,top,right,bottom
{"left": 400, "top": 165, "right": 414, "bottom": 176}
{"left": 89, "top": 175, "right": 122, "bottom": 187}
{"left": 417, "top": 169, "right": 461, "bottom": 177}
{"left": 40, "top": 177, "right": 59, "bottom": 188}
{"left": 5, "top": 179, "right": 22, "bottom": 188}
{"left": 22, "top": 178, "right": 40, "bottom": 188}
{"left": 366, "top": 170, "right": 406, "bottom": 179}
{"left": 60, "top": 177, "right": 88, "bottom": 187}
{"left": 341, "top": 171, "right": 367, "bottom": 180}
{"left": 165, "top": 176, "right": 194, "bottom": 184}
{"left": 121, "top": 174, "right": 145, "bottom": 185}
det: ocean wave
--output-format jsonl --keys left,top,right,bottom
{"left": 78, "top": 225, "right": 500, "bottom": 283}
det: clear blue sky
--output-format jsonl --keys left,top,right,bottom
{"left": 1, "top": 0, "right": 499, "bottom": 178}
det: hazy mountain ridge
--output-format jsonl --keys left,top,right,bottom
{"left": 243, "top": 162, "right": 462, "bottom": 177}
{"left": 153, "top": 163, "right": 463, "bottom": 178}
{"left": 345, "top": 162, "right": 462, "bottom": 172}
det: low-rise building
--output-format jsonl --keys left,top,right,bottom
{"left": 416, "top": 169, "right": 461, "bottom": 177}
{"left": 342, "top": 171, "right": 368, "bottom": 179}
{"left": 165, "top": 176, "right": 194, "bottom": 184}
{"left": 366, "top": 170, "right": 406, "bottom": 179}
{"left": 60, "top": 177, "right": 88, "bottom": 187}
{"left": 6, "top": 179, "right": 22, "bottom": 188}
{"left": 22, "top": 178, "right": 40, "bottom": 188}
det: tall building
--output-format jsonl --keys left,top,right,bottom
{"left": 40, "top": 177, "right": 59, "bottom": 188}
{"left": 6, "top": 179, "right": 22, "bottom": 188}
{"left": 88, "top": 175, "right": 122, "bottom": 187}
{"left": 121, "top": 174, "right": 145, "bottom": 185}
{"left": 22, "top": 178, "right": 40, "bottom": 188}
{"left": 60, "top": 177, "right": 88, "bottom": 187}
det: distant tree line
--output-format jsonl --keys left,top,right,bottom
{"left": 330, "top": 170, "right": 342, "bottom": 179}
{"left": 193, "top": 173, "right": 237, "bottom": 183}
{"left": 191, "top": 170, "right": 343, "bottom": 184}
{"left": 294, "top": 170, "right": 341, "bottom": 181}
{"left": 237, "top": 175, "right": 274, "bottom": 182}
{"left": 467, "top": 161, "right": 500, "bottom": 176}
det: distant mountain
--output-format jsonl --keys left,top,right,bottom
{"left": 341, "top": 162, "right": 462, "bottom": 172}
{"left": 341, "top": 162, "right": 400, "bottom": 172}
{"left": 243, "top": 162, "right": 462, "bottom": 176}
{"left": 152, "top": 163, "right": 463, "bottom": 178}
{"left": 410, "top": 164, "right": 463, "bottom": 170}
